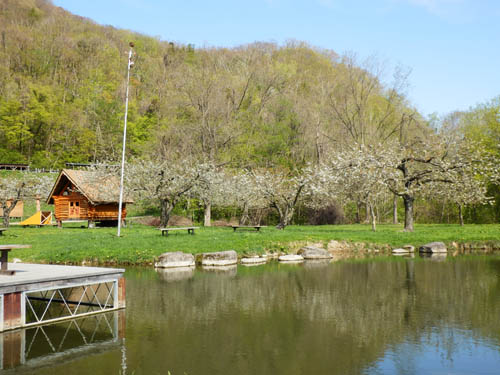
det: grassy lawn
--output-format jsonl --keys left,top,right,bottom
{"left": 0, "top": 223, "right": 499, "bottom": 265}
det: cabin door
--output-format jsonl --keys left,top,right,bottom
{"left": 69, "top": 201, "right": 80, "bottom": 218}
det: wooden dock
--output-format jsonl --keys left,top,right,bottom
{"left": 0, "top": 263, "right": 125, "bottom": 332}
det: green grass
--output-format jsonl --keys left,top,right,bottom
{"left": 1, "top": 223, "right": 499, "bottom": 265}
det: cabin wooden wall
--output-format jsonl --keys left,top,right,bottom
{"left": 88, "top": 203, "right": 127, "bottom": 221}
{"left": 53, "top": 195, "right": 126, "bottom": 221}
{"left": 53, "top": 192, "right": 88, "bottom": 220}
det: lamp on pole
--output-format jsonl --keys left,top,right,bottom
{"left": 117, "top": 42, "right": 134, "bottom": 237}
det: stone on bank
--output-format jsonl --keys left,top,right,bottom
{"left": 155, "top": 252, "right": 195, "bottom": 268}
{"left": 241, "top": 256, "right": 268, "bottom": 265}
{"left": 419, "top": 242, "right": 447, "bottom": 253}
{"left": 392, "top": 245, "right": 415, "bottom": 254}
{"left": 197, "top": 250, "right": 238, "bottom": 266}
{"left": 278, "top": 254, "right": 304, "bottom": 262}
{"left": 298, "top": 246, "right": 333, "bottom": 260}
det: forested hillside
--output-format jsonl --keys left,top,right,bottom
{"left": 0, "top": 0, "right": 499, "bottom": 225}
{"left": 0, "top": 0, "right": 424, "bottom": 169}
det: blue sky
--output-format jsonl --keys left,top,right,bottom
{"left": 52, "top": 0, "right": 500, "bottom": 117}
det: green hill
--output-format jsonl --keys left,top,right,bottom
{"left": 0, "top": 0, "right": 420, "bottom": 169}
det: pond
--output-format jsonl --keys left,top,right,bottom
{"left": 4, "top": 255, "right": 500, "bottom": 374}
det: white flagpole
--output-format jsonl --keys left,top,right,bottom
{"left": 117, "top": 42, "right": 134, "bottom": 237}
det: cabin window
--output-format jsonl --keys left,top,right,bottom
{"left": 76, "top": 202, "right": 79, "bottom": 207}
{"left": 70, "top": 202, "right": 74, "bottom": 207}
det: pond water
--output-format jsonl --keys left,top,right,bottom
{"left": 4, "top": 255, "right": 500, "bottom": 375}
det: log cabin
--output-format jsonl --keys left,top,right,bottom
{"left": 47, "top": 169, "right": 133, "bottom": 227}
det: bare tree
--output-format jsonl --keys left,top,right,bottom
{"left": 326, "top": 54, "right": 413, "bottom": 147}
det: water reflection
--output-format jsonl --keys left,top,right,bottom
{"left": 125, "top": 257, "right": 500, "bottom": 375}
{"left": 200, "top": 264, "right": 238, "bottom": 276}
{"left": 156, "top": 267, "right": 195, "bottom": 282}
{"left": 420, "top": 252, "right": 448, "bottom": 261}
{"left": 302, "top": 259, "right": 333, "bottom": 269}
{"left": 0, "top": 311, "right": 125, "bottom": 373}
{"left": 15, "top": 256, "right": 500, "bottom": 375}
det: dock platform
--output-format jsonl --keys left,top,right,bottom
{"left": 0, "top": 263, "right": 125, "bottom": 332}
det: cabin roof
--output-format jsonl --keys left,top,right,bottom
{"left": 47, "top": 169, "right": 133, "bottom": 205}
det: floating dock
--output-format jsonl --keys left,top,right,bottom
{"left": 0, "top": 263, "right": 125, "bottom": 332}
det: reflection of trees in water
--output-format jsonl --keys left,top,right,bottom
{"left": 124, "top": 258, "right": 500, "bottom": 375}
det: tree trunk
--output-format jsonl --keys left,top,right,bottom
{"left": 2, "top": 209, "right": 9, "bottom": 228}
{"left": 1, "top": 201, "right": 17, "bottom": 228}
{"left": 275, "top": 206, "right": 294, "bottom": 230}
{"left": 355, "top": 202, "right": 362, "bottom": 224}
{"left": 458, "top": 204, "right": 464, "bottom": 226}
{"left": 36, "top": 196, "right": 41, "bottom": 212}
{"left": 440, "top": 201, "right": 446, "bottom": 223}
{"left": 203, "top": 201, "right": 211, "bottom": 227}
{"left": 369, "top": 203, "right": 376, "bottom": 232}
{"left": 392, "top": 195, "right": 398, "bottom": 224}
{"left": 239, "top": 203, "right": 249, "bottom": 225}
{"left": 403, "top": 195, "right": 415, "bottom": 232}
{"left": 365, "top": 204, "right": 370, "bottom": 223}
{"left": 160, "top": 199, "right": 174, "bottom": 228}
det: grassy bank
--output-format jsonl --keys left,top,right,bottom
{"left": 1, "top": 223, "right": 499, "bottom": 265}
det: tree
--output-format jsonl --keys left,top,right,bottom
{"left": 0, "top": 173, "right": 53, "bottom": 227}
{"left": 326, "top": 54, "right": 414, "bottom": 147}
{"left": 252, "top": 166, "right": 317, "bottom": 229}
{"left": 322, "top": 145, "right": 390, "bottom": 231}
{"left": 385, "top": 138, "right": 498, "bottom": 231}
{"left": 191, "top": 164, "right": 227, "bottom": 227}
{"left": 223, "top": 170, "right": 266, "bottom": 225}
{"left": 429, "top": 177, "right": 493, "bottom": 226}
{"left": 457, "top": 97, "right": 500, "bottom": 222}
{"left": 127, "top": 159, "right": 209, "bottom": 227}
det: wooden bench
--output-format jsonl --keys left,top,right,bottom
{"left": 0, "top": 244, "right": 31, "bottom": 275}
{"left": 0, "top": 228, "right": 6, "bottom": 236}
{"left": 159, "top": 227, "right": 199, "bottom": 236}
{"left": 231, "top": 225, "right": 267, "bottom": 232}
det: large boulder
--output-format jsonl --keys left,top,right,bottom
{"left": 298, "top": 246, "right": 333, "bottom": 260}
{"left": 419, "top": 242, "right": 447, "bottom": 253}
{"left": 155, "top": 252, "right": 195, "bottom": 268}
{"left": 197, "top": 250, "right": 238, "bottom": 266}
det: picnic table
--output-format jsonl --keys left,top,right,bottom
{"left": 231, "top": 225, "right": 267, "bottom": 232}
{"left": 0, "top": 228, "right": 6, "bottom": 236}
{"left": 159, "top": 227, "right": 199, "bottom": 236}
{"left": 0, "top": 244, "right": 31, "bottom": 275}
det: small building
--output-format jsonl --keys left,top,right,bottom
{"left": 47, "top": 169, "right": 133, "bottom": 226}
{"left": 0, "top": 200, "right": 24, "bottom": 218}
{"left": 0, "top": 163, "right": 29, "bottom": 171}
